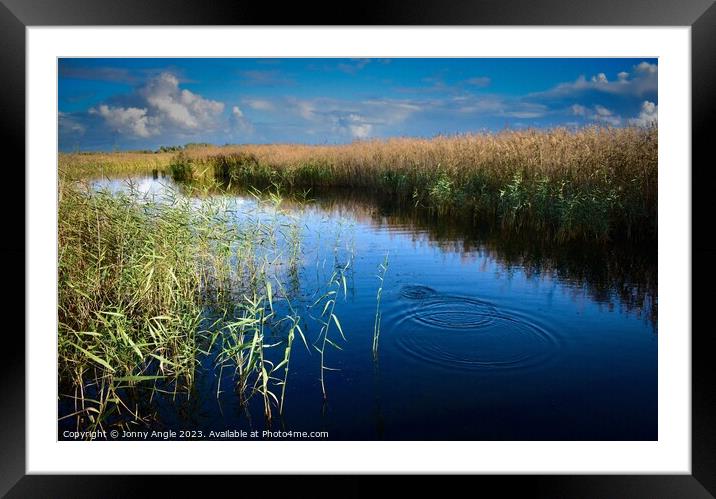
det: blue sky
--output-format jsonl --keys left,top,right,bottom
{"left": 58, "top": 58, "right": 658, "bottom": 151}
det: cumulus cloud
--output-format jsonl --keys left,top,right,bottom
{"left": 629, "top": 100, "right": 658, "bottom": 126}
{"left": 531, "top": 60, "right": 658, "bottom": 100}
{"left": 339, "top": 114, "right": 372, "bottom": 138}
{"left": 568, "top": 100, "right": 657, "bottom": 128}
{"left": 139, "top": 72, "right": 224, "bottom": 130}
{"left": 89, "top": 72, "right": 224, "bottom": 139}
{"left": 89, "top": 104, "right": 156, "bottom": 137}
{"left": 635, "top": 62, "right": 658, "bottom": 75}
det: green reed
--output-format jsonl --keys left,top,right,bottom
{"left": 372, "top": 253, "right": 389, "bottom": 359}
{"left": 58, "top": 178, "right": 330, "bottom": 431}
{"left": 310, "top": 224, "right": 352, "bottom": 400}
{"left": 312, "top": 266, "right": 348, "bottom": 401}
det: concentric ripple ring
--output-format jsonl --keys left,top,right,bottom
{"left": 390, "top": 285, "right": 563, "bottom": 372}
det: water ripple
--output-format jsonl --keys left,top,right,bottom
{"left": 389, "top": 285, "right": 563, "bottom": 372}
{"left": 399, "top": 284, "right": 439, "bottom": 300}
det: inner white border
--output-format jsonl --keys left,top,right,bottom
{"left": 27, "top": 27, "right": 691, "bottom": 474}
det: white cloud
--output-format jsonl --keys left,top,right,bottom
{"left": 361, "top": 99, "right": 422, "bottom": 122}
{"left": 570, "top": 100, "right": 657, "bottom": 129}
{"left": 229, "top": 105, "right": 252, "bottom": 134}
{"left": 89, "top": 72, "right": 225, "bottom": 138}
{"left": 89, "top": 104, "right": 156, "bottom": 138}
{"left": 140, "top": 72, "right": 224, "bottom": 130}
{"left": 570, "top": 103, "right": 622, "bottom": 126}
{"left": 268, "top": 97, "right": 422, "bottom": 139}
{"left": 348, "top": 123, "right": 372, "bottom": 138}
{"left": 453, "top": 96, "right": 503, "bottom": 114}
{"left": 635, "top": 62, "right": 658, "bottom": 75}
{"left": 336, "top": 114, "right": 373, "bottom": 138}
{"left": 594, "top": 105, "right": 613, "bottom": 117}
{"left": 245, "top": 99, "right": 275, "bottom": 111}
{"left": 501, "top": 105, "right": 548, "bottom": 119}
{"left": 294, "top": 100, "right": 317, "bottom": 120}
{"left": 268, "top": 93, "right": 550, "bottom": 138}
{"left": 596, "top": 116, "right": 621, "bottom": 126}
{"left": 531, "top": 61, "right": 658, "bottom": 99}
{"left": 629, "top": 100, "right": 658, "bottom": 126}
{"left": 449, "top": 95, "right": 547, "bottom": 119}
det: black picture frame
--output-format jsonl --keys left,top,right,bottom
{"left": 3, "top": 0, "right": 714, "bottom": 496}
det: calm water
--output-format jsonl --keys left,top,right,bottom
{"left": 59, "top": 176, "right": 657, "bottom": 440}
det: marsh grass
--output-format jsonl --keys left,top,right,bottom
{"left": 61, "top": 126, "right": 657, "bottom": 241}
{"left": 59, "top": 151, "right": 174, "bottom": 180}
{"left": 59, "top": 182, "right": 205, "bottom": 430}
{"left": 58, "top": 178, "right": 320, "bottom": 432}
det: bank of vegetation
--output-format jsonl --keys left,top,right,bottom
{"left": 61, "top": 126, "right": 657, "bottom": 241}
{"left": 58, "top": 181, "right": 352, "bottom": 432}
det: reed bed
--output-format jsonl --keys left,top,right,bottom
{"left": 60, "top": 126, "right": 657, "bottom": 241}
{"left": 59, "top": 151, "right": 174, "bottom": 179}
{"left": 58, "top": 179, "right": 315, "bottom": 432}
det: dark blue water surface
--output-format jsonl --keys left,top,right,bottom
{"left": 60, "top": 177, "right": 657, "bottom": 440}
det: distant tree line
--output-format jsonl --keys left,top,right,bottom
{"left": 157, "top": 143, "right": 213, "bottom": 153}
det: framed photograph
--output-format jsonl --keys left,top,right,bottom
{"left": 5, "top": 0, "right": 715, "bottom": 495}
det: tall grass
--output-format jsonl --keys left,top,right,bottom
{"left": 59, "top": 182, "right": 207, "bottom": 430}
{"left": 198, "top": 126, "right": 657, "bottom": 241}
{"left": 58, "top": 179, "right": 316, "bottom": 431}
{"left": 61, "top": 126, "right": 657, "bottom": 241}
{"left": 59, "top": 151, "right": 174, "bottom": 180}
